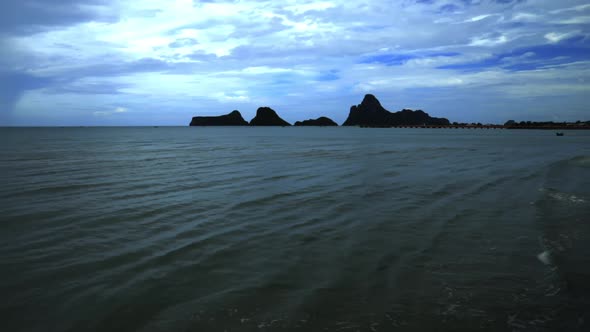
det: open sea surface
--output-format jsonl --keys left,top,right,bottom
{"left": 1, "top": 127, "right": 590, "bottom": 331}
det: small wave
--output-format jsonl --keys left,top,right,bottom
{"left": 538, "top": 188, "right": 587, "bottom": 204}
{"left": 537, "top": 251, "right": 552, "bottom": 265}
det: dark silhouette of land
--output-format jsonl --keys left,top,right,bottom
{"left": 504, "top": 120, "right": 590, "bottom": 130}
{"left": 294, "top": 117, "right": 338, "bottom": 126}
{"left": 249, "top": 107, "right": 291, "bottom": 126}
{"left": 342, "top": 94, "right": 450, "bottom": 127}
{"left": 189, "top": 110, "right": 248, "bottom": 126}
{"left": 189, "top": 94, "right": 590, "bottom": 129}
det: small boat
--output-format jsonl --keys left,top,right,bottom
{"left": 556, "top": 132, "right": 564, "bottom": 136}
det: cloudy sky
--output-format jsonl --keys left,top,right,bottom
{"left": 1, "top": 0, "right": 589, "bottom": 125}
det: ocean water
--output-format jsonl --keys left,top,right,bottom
{"left": 1, "top": 127, "right": 589, "bottom": 332}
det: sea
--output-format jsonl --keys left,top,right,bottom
{"left": 1, "top": 127, "right": 589, "bottom": 332}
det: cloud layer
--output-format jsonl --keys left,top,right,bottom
{"left": 1, "top": 0, "right": 589, "bottom": 125}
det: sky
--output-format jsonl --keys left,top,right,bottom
{"left": 0, "top": 0, "right": 589, "bottom": 126}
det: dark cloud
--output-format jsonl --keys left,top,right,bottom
{"left": 48, "top": 82, "right": 131, "bottom": 95}
{"left": 492, "top": 0, "right": 526, "bottom": 3}
{"left": 359, "top": 52, "right": 461, "bottom": 66}
{"left": 316, "top": 70, "right": 340, "bottom": 82}
{"left": 438, "top": 37, "right": 590, "bottom": 72}
{"left": 54, "top": 57, "right": 172, "bottom": 80}
{"left": 0, "top": 0, "right": 117, "bottom": 36}
{"left": 186, "top": 51, "right": 219, "bottom": 62}
{"left": 0, "top": 70, "right": 53, "bottom": 122}
{"left": 439, "top": 4, "right": 460, "bottom": 13}
{"left": 360, "top": 53, "right": 419, "bottom": 66}
{"left": 168, "top": 38, "right": 199, "bottom": 48}
{"left": 0, "top": 57, "right": 174, "bottom": 119}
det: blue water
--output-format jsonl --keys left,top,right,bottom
{"left": 1, "top": 127, "right": 589, "bottom": 331}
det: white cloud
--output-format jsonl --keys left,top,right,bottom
{"left": 465, "top": 14, "right": 495, "bottom": 23}
{"left": 511, "top": 13, "right": 541, "bottom": 22}
{"left": 214, "top": 92, "right": 251, "bottom": 103}
{"left": 469, "top": 34, "right": 508, "bottom": 47}
{"left": 93, "top": 107, "right": 129, "bottom": 117}
{"left": 544, "top": 31, "right": 582, "bottom": 43}
{"left": 556, "top": 16, "right": 590, "bottom": 24}
{"left": 550, "top": 4, "right": 590, "bottom": 14}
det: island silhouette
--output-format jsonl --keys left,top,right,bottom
{"left": 342, "top": 94, "right": 449, "bottom": 127}
{"left": 249, "top": 107, "right": 291, "bottom": 126}
{"left": 295, "top": 117, "right": 338, "bottom": 126}
{"left": 189, "top": 94, "right": 446, "bottom": 127}
{"left": 189, "top": 94, "right": 590, "bottom": 129}
{"left": 189, "top": 110, "right": 248, "bottom": 126}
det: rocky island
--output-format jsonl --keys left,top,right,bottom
{"left": 190, "top": 110, "right": 248, "bottom": 126}
{"left": 189, "top": 94, "right": 454, "bottom": 128}
{"left": 342, "top": 94, "right": 450, "bottom": 127}
{"left": 249, "top": 107, "right": 291, "bottom": 126}
{"left": 294, "top": 117, "right": 338, "bottom": 126}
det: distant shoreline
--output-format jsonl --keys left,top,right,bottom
{"left": 2, "top": 125, "right": 590, "bottom": 130}
{"left": 188, "top": 94, "right": 590, "bottom": 129}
